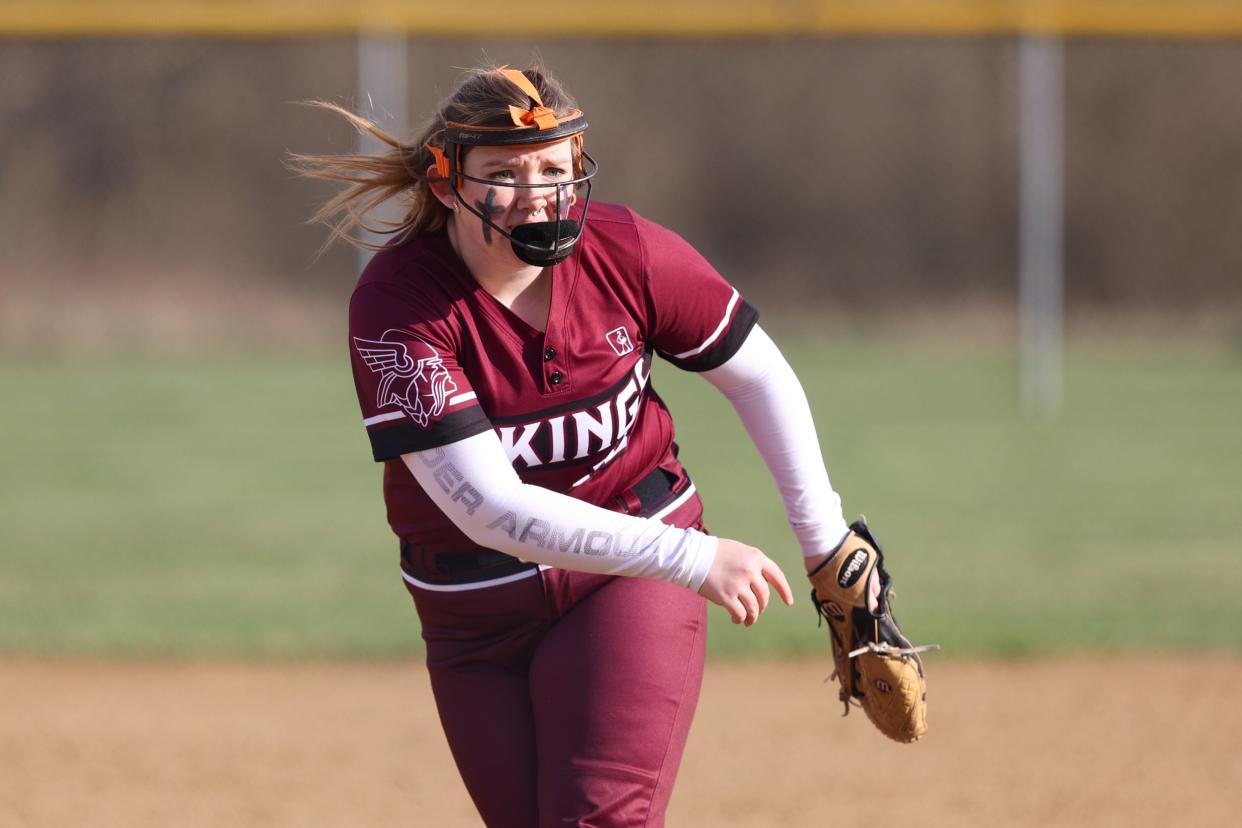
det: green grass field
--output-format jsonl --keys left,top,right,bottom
{"left": 2, "top": 334, "right": 1239, "bottom": 658}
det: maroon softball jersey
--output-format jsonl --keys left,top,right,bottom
{"left": 348, "top": 202, "right": 759, "bottom": 549}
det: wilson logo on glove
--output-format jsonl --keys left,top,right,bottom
{"left": 837, "top": 548, "right": 869, "bottom": 588}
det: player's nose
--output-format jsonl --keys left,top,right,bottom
{"left": 515, "top": 186, "right": 552, "bottom": 217}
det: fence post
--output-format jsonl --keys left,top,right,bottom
{"left": 356, "top": 32, "right": 409, "bottom": 273}
{"left": 1018, "top": 34, "right": 1064, "bottom": 418}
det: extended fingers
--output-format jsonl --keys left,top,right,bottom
{"left": 703, "top": 540, "right": 795, "bottom": 625}
{"left": 734, "top": 556, "right": 792, "bottom": 626}
{"left": 738, "top": 588, "right": 760, "bottom": 626}
{"left": 751, "top": 575, "right": 771, "bottom": 617}
{"left": 762, "top": 557, "right": 795, "bottom": 607}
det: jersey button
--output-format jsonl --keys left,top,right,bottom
{"left": 544, "top": 346, "right": 556, "bottom": 361}
{"left": 548, "top": 370, "right": 564, "bottom": 386}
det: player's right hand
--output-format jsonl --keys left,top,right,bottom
{"left": 698, "top": 538, "right": 794, "bottom": 626}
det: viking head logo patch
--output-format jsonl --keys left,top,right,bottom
{"left": 353, "top": 330, "right": 457, "bottom": 427}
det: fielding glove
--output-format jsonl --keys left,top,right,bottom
{"left": 808, "top": 518, "right": 940, "bottom": 743}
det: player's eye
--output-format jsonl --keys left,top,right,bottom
{"left": 544, "top": 167, "right": 567, "bottom": 179}
{"left": 489, "top": 170, "right": 516, "bottom": 181}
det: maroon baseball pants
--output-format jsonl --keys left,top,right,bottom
{"left": 404, "top": 493, "right": 708, "bottom": 828}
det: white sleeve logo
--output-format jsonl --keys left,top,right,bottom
{"left": 353, "top": 330, "right": 458, "bottom": 428}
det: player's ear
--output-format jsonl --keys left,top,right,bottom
{"left": 427, "top": 167, "right": 456, "bottom": 210}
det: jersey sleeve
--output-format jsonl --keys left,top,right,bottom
{"left": 348, "top": 282, "right": 491, "bottom": 462}
{"left": 636, "top": 214, "right": 760, "bottom": 372}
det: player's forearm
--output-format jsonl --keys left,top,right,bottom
{"left": 402, "top": 434, "right": 717, "bottom": 590}
{"left": 701, "top": 325, "right": 849, "bottom": 557}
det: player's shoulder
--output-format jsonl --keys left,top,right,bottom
{"left": 350, "top": 230, "right": 464, "bottom": 327}
{"left": 583, "top": 201, "right": 669, "bottom": 236}
{"left": 580, "top": 201, "right": 687, "bottom": 267}
{"left": 355, "top": 229, "right": 452, "bottom": 287}
{"left": 583, "top": 200, "right": 639, "bottom": 227}
{"left": 584, "top": 201, "right": 695, "bottom": 249}
{"left": 578, "top": 202, "right": 637, "bottom": 253}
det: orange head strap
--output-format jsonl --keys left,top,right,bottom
{"left": 498, "top": 67, "right": 561, "bottom": 130}
{"left": 427, "top": 143, "right": 452, "bottom": 180}
{"left": 426, "top": 67, "right": 589, "bottom": 182}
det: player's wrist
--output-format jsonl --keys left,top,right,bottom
{"left": 803, "top": 528, "right": 851, "bottom": 574}
{"left": 797, "top": 519, "right": 851, "bottom": 559}
{"left": 685, "top": 533, "right": 718, "bottom": 593}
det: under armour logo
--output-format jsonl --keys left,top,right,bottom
{"left": 606, "top": 326, "right": 635, "bottom": 356}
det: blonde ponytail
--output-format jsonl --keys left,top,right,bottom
{"left": 287, "top": 101, "right": 449, "bottom": 252}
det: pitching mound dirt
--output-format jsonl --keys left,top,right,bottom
{"left": 2, "top": 657, "right": 1238, "bottom": 826}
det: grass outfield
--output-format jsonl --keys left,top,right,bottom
{"left": 1, "top": 334, "right": 1239, "bottom": 658}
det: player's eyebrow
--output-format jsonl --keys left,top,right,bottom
{"left": 478, "top": 154, "right": 561, "bottom": 170}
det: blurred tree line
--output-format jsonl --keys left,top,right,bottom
{"left": 1, "top": 37, "right": 1239, "bottom": 318}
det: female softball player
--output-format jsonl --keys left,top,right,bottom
{"left": 293, "top": 64, "right": 859, "bottom": 827}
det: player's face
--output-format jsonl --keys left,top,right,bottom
{"left": 453, "top": 139, "right": 578, "bottom": 261}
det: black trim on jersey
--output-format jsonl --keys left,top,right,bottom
{"left": 369, "top": 406, "right": 492, "bottom": 462}
{"left": 487, "top": 350, "right": 653, "bottom": 425}
{"left": 658, "top": 300, "right": 760, "bottom": 372}
{"left": 400, "top": 541, "right": 537, "bottom": 586}
{"left": 629, "top": 467, "right": 686, "bottom": 515}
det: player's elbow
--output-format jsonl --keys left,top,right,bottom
{"left": 454, "top": 519, "right": 492, "bottom": 548}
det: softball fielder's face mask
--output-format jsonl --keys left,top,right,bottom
{"left": 428, "top": 68, "right": 599, "bottom": 267}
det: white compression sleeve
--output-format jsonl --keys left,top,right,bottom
{"left": 700, "top": 325, "right": 850, "bottom": 558}
{"left": 401, "top": 434, "right": 718, "bottom": 591}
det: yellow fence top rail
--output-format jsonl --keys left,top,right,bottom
{"left": 3, "top": 1, "right": 1242, "bottom": 38}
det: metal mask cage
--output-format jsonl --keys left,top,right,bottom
{"left": 429, "top": 67, "right": 597, "bottom": 265}
{"left": 443, "top": 146, "right": 599, "bottom": 265}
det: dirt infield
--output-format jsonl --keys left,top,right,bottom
{"left": 2, "top": 657, "right": 1238, "bottom": 827}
